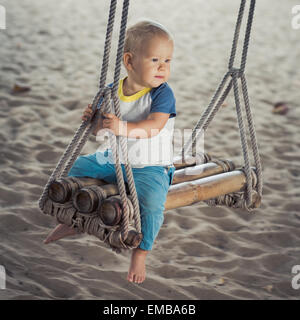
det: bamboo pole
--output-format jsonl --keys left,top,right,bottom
{"left": 172, "top": 160, "right": 234, "bottom": 185}
{"left": 173, "top": 153, "right": 211, "bottom": 169}
{"left": 48, "top": 177, "right": 106, "bottom": 203}
{"left": 165, "top": 169, "right": 256, "bottom": 211}
{"left": 48, "top": 152, "right": 213, "bottom": 204}
{"left": 43, "top": 167, "right": 257, "bottom": 249}
{"left": 72, "top": 184, "right": 122, "bottom": 213}
{"left": 72, "top": 160, "right": 234, "bottom": 213}
{"left": 98, "top": 168, "right": 257, "bottom": 225}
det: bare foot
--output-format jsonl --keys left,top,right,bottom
{"left": 127, "top": 248, "right": 148, "bottom": 284}
{"left": 44, "top": 223, "right": 80, "bottom": 244}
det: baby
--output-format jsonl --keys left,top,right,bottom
{"left": 45, "top": 20, "right": 176, "bottom": 284}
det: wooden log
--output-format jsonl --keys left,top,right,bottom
{"left": 73, "top": 184, "right": 119, "bottom": 213}
{"left": 48, "top": 177, "right": 106, "bottom": 204}
{"left": 122, "top": 230, "right": 143, "bottom": 248}
{"left": 48, "top": 153, "right": 215, "bottom": 205}
{"left": 73, "top": 161, "right": 236, "bottom": 216}
{"left": 172, "top": 160, "right": 234, "bottom": 185}
{"left": 165, "top": 169, "right": 257, "bottom": 211}
{"left": 73, "top": 184, "right": 121, "bottom": 213}
{"left": 97, "top": 168, "right": 257, "bottom": 225}
{"left": 99, "top": 195, "right": 123, "bottom": 226}
{"left": 173, "top": 153, "right": 211, "bottom": 169}
{"left": 46, "top": 153, "right": 217, "bottom": 205}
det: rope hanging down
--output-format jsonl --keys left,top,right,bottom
{"left": 181, "top": 0, "right": 263, "bottom": 211}
{"left": 38, "top": 0, "right": 141, "bottom": 248}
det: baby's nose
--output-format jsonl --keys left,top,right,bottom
{"left": 158, "top": 62, "right": 166, "bottom": 70}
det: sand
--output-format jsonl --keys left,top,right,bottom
{"left": 0, "top": 0, "right": 300, "bottom": 300}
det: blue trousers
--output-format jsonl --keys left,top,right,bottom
{"left": 68, "top": 149, "right": 176, "bottom": 250}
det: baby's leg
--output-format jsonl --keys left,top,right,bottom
{"left": 126, "top": 166, "right": 174, "bottom": 284}
{"left": 44, "top": 151, "right": 117, "bottom": 244}
{"left": 68, "top": 151, "right": 117, "bottom": 182}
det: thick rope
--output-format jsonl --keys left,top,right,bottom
{"left": 202, "top": 80, "right": 233, "bottom": 132}
{"left": 109, "top": 0, "right": 141, "bottom": 235}
{"left": 180, "top": 0, "right": 262, "bottom": 210}
{"left": 99, "top": 0, "right": 117, "bottom": 88}
{"left": 38, "top": 0, "right": 118, "bottom": 211}
{"left": 45, "top": 195, "right": 139, "bottom": 251}
{"left": 228, "top": 0, "right": 246, "bottom": 70}
{"left": 39, "top": 0, "right": 142, "bottom": 245}
{"left": 204, "top": 166, "right": 259, "bottom": 210}
{"left": 232, "top": 72, "right": 252, "bottom": 208}
{"left": 240, "top": 74, "right": 263, "bottom": 200}
{"left": 181, "top": 71, "right": 231, "bottom": 160}
{"left": 38, "top": 121, "right": 89, "bottom": 211}
{"left": 240, "top": 0, "right": 256, "bottom": 74}
{"left": 102, "top": 89, "right": 131, "bottom": 241}
{"left": 96, "top": 0, "right": 141, "bottom": 242}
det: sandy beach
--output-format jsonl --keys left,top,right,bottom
{"left": 0, "top": 0, "right": 300, "bottom": 299}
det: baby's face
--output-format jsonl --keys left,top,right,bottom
{"left": 131, "top": 35, "right": 174, "bottom": 88}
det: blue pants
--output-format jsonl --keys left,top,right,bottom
{"left": 68, "top": 149, "right": 176, "bottom": 250}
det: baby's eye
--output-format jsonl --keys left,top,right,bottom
{"left": 165, "top": 59, "right": 171, "bottom": 63}
{"left": 152, "top": 58, "right": 159, "bottom": 62}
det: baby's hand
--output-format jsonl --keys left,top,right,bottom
{"left": 82, "top": 104, "right": 93, "bottom": 121}
{"left": 102, "top": 113, "right": 125, "bottom": 136}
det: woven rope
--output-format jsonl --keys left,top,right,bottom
{"left": 44, "top": 195, "right": 138, "bottom": 252}
{"left": 38, "top": 0, "right": 142, "bottom": 248}
{"left": 110, "top": 0, "right": 141, "bottom": 235}
{"left": 180, "top": 0, "right": 262, "bottom": 210}
{"left": 204, "top": 167, "right": 260, "bottom": 210}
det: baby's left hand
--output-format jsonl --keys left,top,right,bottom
{"left": 102, "top": 112, "right": 125, "bottom": 136}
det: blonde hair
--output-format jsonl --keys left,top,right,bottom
{"left": 124, "top": 20, "right": 173, "bottom": 54}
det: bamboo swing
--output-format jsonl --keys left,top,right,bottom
{"left": 38, "top": 0, "right": 263, "bottom": 252}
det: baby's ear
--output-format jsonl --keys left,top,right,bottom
{"left": 123, "top": 52, "right": 133, "bottom": 70}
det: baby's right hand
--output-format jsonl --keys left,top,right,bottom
{"left": 82, "top": 104, "right": 93, "bottom": 121}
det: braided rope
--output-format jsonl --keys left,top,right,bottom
{"left": 61, "top": 122, "right": 95, "bottom": 177}
{"left": 46, "top": 195, "right": 138, "bottom": 252}
{"left": 190, "top": 76, "right": 233, "bottom": 157}
{"left": 38, "top": 0, "right": 117, "bottom": 211}
{"left": 202, "top": 80, "right": 233, "bottom": 132}
{"left": 99, "top": 0, "right": 117, "bottom": 88}
{"left": 181, "top": 71, "right": 231, "bottom": 160}
{"left": 240, "top": 74, "right": 263, "bottom": 200}
{"left": 232, "top": 72, "right": 252, "bottom": 208}
{"left": 204, "top": 166, "right": 259, "bottom": 210}
{"left": 240, "top": 0, "right": 256, "bottom": 74}
{"left": 38, "top": 121, "right": 89, "bottom": 211}
{"left": 228, "top": 0, "right": 246, "bottom": 70}
{"left": 38, "top": 0, "right": 142, "bottom": 245}
{"left": 181, "top": 0, "right": 262, "bottom": 210}
{"left": 109, "top": 0, "right": 142, "bottom": 235}
{"left": 210, "top": 158, "right": 235, "bottom": 173}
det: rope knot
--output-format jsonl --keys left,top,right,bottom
{"left": 229, "top": 68, "right": 243, "bottom": 78}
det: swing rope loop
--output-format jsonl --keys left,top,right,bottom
{"left": 38, "top": 0, "right": 141, "bottom": 246}
{"left": 181, "top": 0, "right": 262, "bottom": 211}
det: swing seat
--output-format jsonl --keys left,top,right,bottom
{"left": 41, "top": 153, "right": 260, "bottom": 251}
{"left": 38, "top": 0, "right": 263, "bottom": 253}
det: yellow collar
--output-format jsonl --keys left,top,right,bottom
{"left": 118, "top": 78, "right": 151, "bottom": 102}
